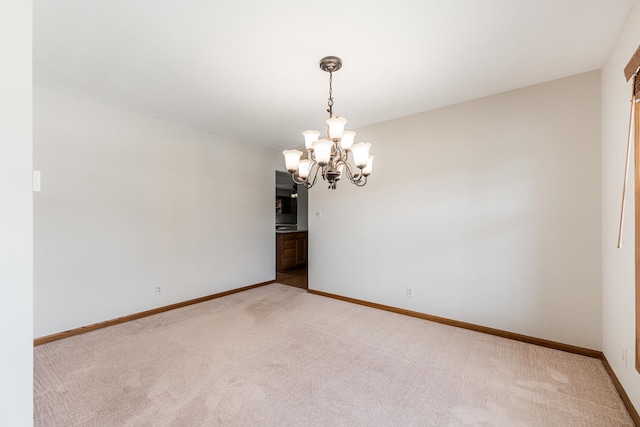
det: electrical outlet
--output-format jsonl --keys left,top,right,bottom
{"left": 406, "top": 286, "right": 414, "bottom": 297}
{"left": 155, "top": 285, "right": 163, "bottom": 295}
{"left": 623, "top": 347, "right": 628, "bottom": 367}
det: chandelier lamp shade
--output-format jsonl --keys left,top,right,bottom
{"left": 283, "top": 56, "right": 374, "bottom": 190}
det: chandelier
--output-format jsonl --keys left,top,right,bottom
{"left": 282, "top": 56, "right": 374, "bottom": 190}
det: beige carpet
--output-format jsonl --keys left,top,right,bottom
{"left": 34, "top": 283, "right": 633, "bottom": 426}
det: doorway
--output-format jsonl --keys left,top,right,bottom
{"left": 275, "top": 171, "right": 308, "bottom": 289}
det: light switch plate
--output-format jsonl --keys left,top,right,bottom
{"left": 33, "top": 170, "right": 41, "bottom": 192}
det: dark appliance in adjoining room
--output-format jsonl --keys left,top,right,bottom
{"left": 275, "top": 170, "right": 298, "bottom": 230}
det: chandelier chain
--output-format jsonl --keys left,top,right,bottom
{"left": 327, "top": 70, "right": 334, "bottom": 118}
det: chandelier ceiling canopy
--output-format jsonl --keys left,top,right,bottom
{"left": 283, "top": 56, "right": 374, "bottom": 190}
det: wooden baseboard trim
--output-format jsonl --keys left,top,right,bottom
{"left": 307, "top": 289, "right": 600, "bottom": 358}
{"left": 34, "top": 280, "right": 276, "bottom": 346}
{"left": 601, "top": 355, "right": 640, "bottom": 426}
{"left": 307, "top": 288, "right": 640, "bottom": 424}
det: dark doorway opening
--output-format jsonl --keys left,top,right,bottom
{"left": 275, "top": 171, "right": 308, "bottom": 289}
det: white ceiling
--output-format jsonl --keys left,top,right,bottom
{"left": 34, "top": 0, "right": 633, "bottom": 151}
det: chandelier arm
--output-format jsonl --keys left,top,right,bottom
{"left": 340, "top": 161, "right": 358, "bottom": 183}
{"left": 306, "top": 163, "right": 321, "bottom": 188}
{"left": 344, "top": 162, "right": 367, "bottom": 186}
{"left": 289, "top": 172, "right": 307, "bottom": 185}
{"left": 342, "top": 162, "right": 364, "bottom": 184}
{"left": 353, "top": 175, "right": 368, "bottom": 187}
{"left": 294, "top": 162, "right": 322, "bottom": 189}
{"left": 303, "top": 178, "right": 314, "bottom": 189}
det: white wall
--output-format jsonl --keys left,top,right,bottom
{"left": 310, "top": 71, "right": 602, "bottom": 350}
{"left": 0, "top": 0, "right": 33, "bottom": 425}
{"left": 34, "top": 88, "right": 280, "bottom": 338}
{"left": 602, "top": 0, "right": 640, "bottom": 408}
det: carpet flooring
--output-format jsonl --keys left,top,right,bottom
{"left": 34, "top": 283, "right": 633, "bottom": 426}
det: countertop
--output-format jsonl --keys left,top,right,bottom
{"left": 276, "top": 229, "right": 308, "bottom": 234}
